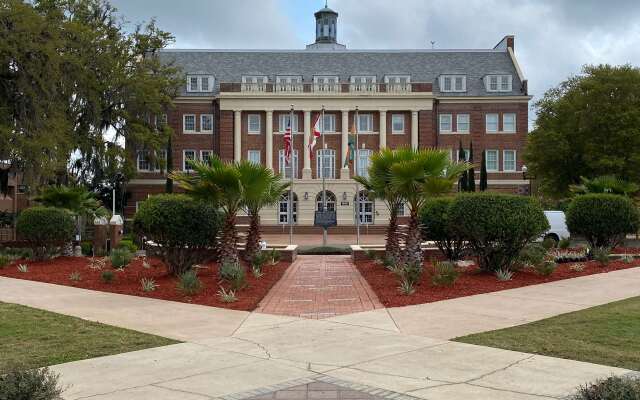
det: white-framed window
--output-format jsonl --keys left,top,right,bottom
{"left": 248, "top": 150, "right": 261, "bottom": 165}
{"left": 391, "top": 114, "right": 405, "bottom": 133}
{"left": 350, "top": 75, "right": 377, "bottom": 92}
{"left": 485, "top": 75, "right": 513, "bottom": 92}
{"left": 356, "top": 191, "right": 374, "bottom": 224}
{"left": 183, "top": 114, "right": 196, "bottom": 133}
{"left": 248, "top": 114, "right": 261, "bottom": 134}
{"left": 186, "top": 75, "right": 213, "bottom": 93}
{"left": 503, "top": 150, "right": 516, "bottom": 171}
{"left": 278, "top": 114, "right": 299, "bottom": 133}
{"left": 440, "top": 75, "right": 466, "bottom": 92}
{"left": 357, "top": 113, "right": 373, "bottom": 132}
{"left": 357, "top": 149, "right": 372, "bottom": 178}
{"left": 456, "top": 148, "right": 470, "bottom": 162}
{"left": 503, "top": 113, "right": 516, "bottom": 133}
{"left": 486, "top": 113, "right": 499, "bottom": 133}
{"left": 457, "top": 114, "right": 470, "bottom": 133}
{"left": 278, "top": 149, "right": 299, "bottom": 178}
{"left": 183, "top": 150, "right": 196, "bottom": 171}
{"left": 156, "top": 150, "right": 167, "bottom": 171}
{"left": 316, "top": 191, "right": 336, "bottom": 212}
{"left": 278, "top": 192, "right": 297, "bottom": 224}
{"left": 316, "top": 149, "right": 335, "bottom": 179}
{"left": 200, "top": 114, "right": 213, "bottom": 133}
{"left": 315, "top": 113, "right": 336, "bottom": 133}
{"left": 485, "top": 149, "right": 499, "bottom": 172}
{"left": 313, "top": 75, "right": 339, "bottom": 92}
{"left": 136, "top": 150, "right": 151, "bottom": 172}
{"left": 200, "top": 150, "right": 213, "bottom": 164}
{"left": 439, "top": 114, "right": 452, "bottom": 133}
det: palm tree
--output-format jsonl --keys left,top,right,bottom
{"left": 171, "top": 156, "right": 244, "bottom": 265}
{"left": 34, "top": 186, "right": 108, "bottom": 219}
{"left": 389, "top": 148, "right": 470, "bottom": 266}
{"left": 237, "top": 161, "right": 289, "bottom": 262}
{"left": 353, "top": 148, "right": 407, "bottom": 263}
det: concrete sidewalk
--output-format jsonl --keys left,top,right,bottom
{"left": 1, "top": 267, "right": 639, "bottom": 399}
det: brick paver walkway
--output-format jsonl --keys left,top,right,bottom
{"left": 255, "top": 255, "right": 383, "bottom": 319}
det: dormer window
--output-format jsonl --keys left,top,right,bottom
{"left": 439, "top": 75, "right": 466, "bottom": 93}
{"left": 485, "top": 75, "right": 512, "bottom": 92}
{"left": 276, "top": 75, "right": 303, "bottom": 93}
{"left": 350, "top": 75, "right": 377, "bottom": 93}
{"left": 242, "top": 76, "right": 268, "bottom": 92}
{"left": 385, "top": 75, "right": 411, "bottom": 92}
{"left": 186, "top": 75, "right": 213, "bottom": 93}
{"left": 314, "top": 76, "right": 339, "bottom": 93}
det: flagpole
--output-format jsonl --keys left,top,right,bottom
{"left": 321, "top": 105, "right": 327, "bottom": 246}
{"left": 355, "top": 106, "right": 360, "bottom": 245}
{"left": 289, "top": 104, "right": 294, "bottom": 245}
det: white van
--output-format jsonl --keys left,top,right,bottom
{"left": 543, "top": 211, "right": 570, "bottom": 242}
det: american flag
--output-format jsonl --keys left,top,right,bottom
{"left": 283, "top": 117, "right": 292, "bottom": 165}
{"left": 309, "top": 113, "right": 321, "bottom": 159}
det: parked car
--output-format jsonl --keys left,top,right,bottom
{"left": 542, "top": 211, "right": 570, "bottom": 243}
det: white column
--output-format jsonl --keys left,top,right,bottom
{"left": 302, "top": 110, "right": 312, "bottom": 179}
{"left": 341, "top": 109, "right": 350, "bottom": 179}
{"left": 379, "top": 110, "right": 387, "bottom": 149}
{"left": 265, "top": 110, "right": 273, "bottom": 169}
{"left": 411, "top": 110, "right": 419, "bottom": 150}
{"left": 234, "top": 110, "right": 242, "bottom": 162}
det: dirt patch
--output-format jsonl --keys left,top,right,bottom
{"left": 356, "top": 253, "right": 640, "bottom": 308}
{"left": 0, "top": 256, "right": 290, "bottom": 311}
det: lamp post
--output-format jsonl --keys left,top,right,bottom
{"left": 522, "top": 165, "right": 532, "bottom": 196}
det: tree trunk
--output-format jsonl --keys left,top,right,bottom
{"left": 385, "top": 208, "right": 401, "bottom": 264}
{"left": 404, "top": 209, "right": 423, "bottom": 266}
{"left": 218, "top": 212, "right": 239, "bottom": 265}
{"left": 244, "top": 212, "right": 261, "bottom": 262}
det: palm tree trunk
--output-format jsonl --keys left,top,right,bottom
{"left": 405, "top": 208, "right": 423, "bottom": 266}
{"left": 386, "top": 208, "right": 401, "bottom": 263}
{"left": 219, "top": 212, "right": 239, "bottom": 265}
{"left": 244, "top": 212, "right": 261, "bottom": 262}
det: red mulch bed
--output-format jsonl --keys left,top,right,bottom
{"left": 356, "top": 252, "right": 640, "bottom": 308}
{"left": 0, "top": 256, "right": 289, "bottom": 311}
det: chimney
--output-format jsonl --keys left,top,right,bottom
{"left": 493, "top": 35, "right": 514, "bottom": 51}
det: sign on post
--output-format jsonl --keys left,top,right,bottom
{"left": 314, "top": 210, "right": 337, "bottom": 228}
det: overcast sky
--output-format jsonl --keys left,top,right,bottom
{"left": 111, "top": 0, "right": 640, "bottom": 128}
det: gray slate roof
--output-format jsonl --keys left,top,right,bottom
{"left": 159, "top": 49, "right": 524, "bottom": 97}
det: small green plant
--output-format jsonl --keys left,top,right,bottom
{"left": 394, "top": 262, "right": 422, "bottom": 295}
{"left": 219, "top": 261, "right": 247, "bottom": 291}
{"left": 431, "top": 261, "right": 460, "bottom": 287}
{"left": 0, "top": 254, "right": 10, "bottom": 268}
{"left": 592, "top": 247, "right": 611, "bottom": 266}
{"left": 69, "top": 271, "right": 81, "bottom": 282}
{"left": 217, "top": 286, "right": 237, "bottom": 303}
{"left": 110, "top": 248, "right": 133, "bottom": 269}
{"left": 364, "top": 249, "right": 378, "bottom": 261}
{"left": 535, "top": 260, "right": 557, "bottom": 276}
{"left": 0, "top": 366, "right": 64, "bottom": 400}
{"left": 117, "top": 239, "right": 138, "bottom": 254}
{"left": 570, "top": 263, "right": 586, "bottom": 272}
{"left": 100, "top": 270, "right": 114, "bottom": 283}
{"left": 558, "top": 237, "right": 571, "bottom": 249}
{"left": 268, "top": 249, "right": 281, "bottom": 265}
{"left": 252, "top": 266, "right": 264, "bottom": 278}
{"left": 495, "top": 268, "right": 514, "bottom": 281}
{"left": 570, "top": 375, "right": 640, "bottom": 400}
{"left": 542, "top": 236, "right": 557, "bottom": 250}
{"left": 620, "top": 254, "right": 634, "bottom": 264}
{"left": 517, "top": 243, "right": 547, "bottom": 269}
{"left": 80, "top": 241, "right": 93, "bottom": 256}
{"left": 17, "top": 263, "right": 28, "bottom": 273}
{"left": 250, "top": 251, "right": 269, "bottom": 277}
{"left": 140, "top": 277, "right": 158, "bottom": 292}
{"left": 177, "top": 270, "right": 203, "bottom": 296}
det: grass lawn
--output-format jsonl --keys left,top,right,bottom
{"left": 0, "top": 302, "right": 179, "bottom": 373}
{"left": 455, "top": 296, "right": 640, "bottom": 371}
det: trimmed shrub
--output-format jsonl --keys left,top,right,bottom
{"left": 570, "top": 375, "right": 640, "bottom": 400}
{"left": 117, "top": 239, "right": 138, "bottom": 254}
{"left": 101, "top": 270, "right": 114, "bottom": 283}
{"left": 80, "top": 241, "right": 93, "bottom": 256}
{"left": 558, "top": 237, "right": 571, "bottom": 249}
{"left": 133, "top": 194, "right": 221, "bottom": 275}
{"left": 16, "top": 207, "right": 75, "bottom": 260}
{"left": 566, "top": 194, "right": 640, "bottom": 249}
{"left": 517, "top": 243, "right": 547, "bottom": 269}
{"left": 0, "top": 367, "right": 64, "bottom": 400}
{"left": 176, "top": 270, "right": 202, "bottom": 296}
{"left": 420, "top": 197, "right": 466, "bottom": 261}
{"left": 219, "top": 261, "right": 247, "bottom": 290}
{"left": 431, "top": 261, "right": 459, "bottom": 287}
{"left": 109, "top": 248, "right": 133, "bottom": 269}
{"left": 448, "top": 193, "right": 549, "bottom": 273}
{"left": 534, "top": 260, "right": 557, "bottom": 276}
{"left": 542, "top": 236, "right": 557, "bottom": 250}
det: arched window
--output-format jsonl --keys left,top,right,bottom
{"left": 355, "top": 190, "right": 374, "bottom": 224}
{"left": 279, "top": 192, "right": 298, "bottom": 224}
{"left": 316, "top": 191, "right": 336, "bottom": 212}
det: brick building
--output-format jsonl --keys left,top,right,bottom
{"left": 127, "top": 5, "right": 531, "bottom": 232}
